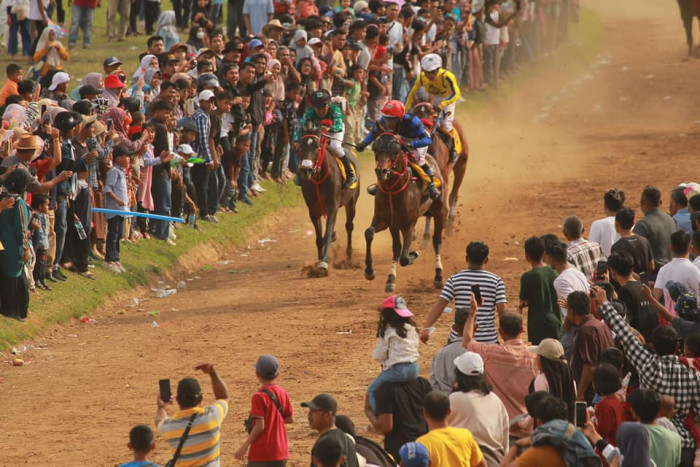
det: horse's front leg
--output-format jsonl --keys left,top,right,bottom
{"left": 386, "top": 226, "right": 401, "bottom": 292}
{"left": 318, "top": 209, "right": 338, "bottom": 273}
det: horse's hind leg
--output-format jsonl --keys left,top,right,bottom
{"left": 345, "top": 201, "right": 356, "bottom": 263}
{"left": 386, "top": 227, "right": 402, "bottom": 292}
{"left": 449, "top": 153, "right": 467, "bottom": 223}
{"left": 422, "top": 216, "right": 431, "bottom": 248}
{"left": 432, "top": 205, "right": 447, "bottom": 289}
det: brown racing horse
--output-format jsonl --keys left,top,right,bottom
{"left": 364, "top": 133, "right": 447, "bottom": 292}
{"left": 298, "top": 125, "right": 360, "bottom": 275}
{"left": 678, "top": 0, "right": 700, "bottom": 56}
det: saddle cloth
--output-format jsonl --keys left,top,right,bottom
{"left": 333, "top": 155, "right": 358, "bottom": 190}
{"left": 408, "top": 161, "right": 442, "bottom": 188}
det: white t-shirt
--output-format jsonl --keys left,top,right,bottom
{"left": 553, "top": 267, "right": 590, "bottom": 318}
{"left": 448, "top": 391, "right": 510, "bottom": 459}
{"left": 28, "top": 0, "right": 49, "bottom": 21}
{"left": 484, "top": 10, "right": 500, "bottom": 45}
{"left": 589, "top": 216, "right": 619, "bottom": 257}
{"left": 654, "top": 257, "right": 700, "bottom": 313}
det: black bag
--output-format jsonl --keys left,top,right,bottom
{"left": 244, "top": 389, "right": 284, "bottom": 433}
{"left": 164, "top": 413, "right": 198, "bottom": 467}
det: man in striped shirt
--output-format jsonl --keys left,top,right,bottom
{"left": 421, "top": 242, "right": 507, "bottom": 345}
{"left": 157, "top": 362, "right": 230, "bottom": 466}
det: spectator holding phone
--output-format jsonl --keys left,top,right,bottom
{"left": 156, "top": 362, "right": 230, "bottom": 466}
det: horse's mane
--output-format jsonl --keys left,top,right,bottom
{"left": 372, "top": 134, "right": 402, "bottom": 156}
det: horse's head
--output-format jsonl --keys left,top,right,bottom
{"left": 372, "top": 133, "right": 405, "bottom": 182}
{"left": 298, "top": 124, "right": 325, "bottom": 182}
{"left": 413, "top": 102, "right": 435, "bottom": 120}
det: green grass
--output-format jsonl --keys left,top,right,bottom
{"left": 0, "top": 183, "right": 300, "bottom": 349}
{"left": 459, "top": 8, "right": 605, "bottom": 113}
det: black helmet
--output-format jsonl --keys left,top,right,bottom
{"left": 311, "top": 89, "right": 331, "bottom": 108}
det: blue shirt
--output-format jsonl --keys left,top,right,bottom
{"left": 674, "top": 208, "right": 692, "bottom": 234}
{"left": 361, "top": 114, "right": 432, "bottom": 149}
{"left": 104, "top": 165, "right": 129, "bottom": 219}
{"left": 118, "top": 462, "right": 159, "bottom": 467}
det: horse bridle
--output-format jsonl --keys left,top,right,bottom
{"left": 300, "top": 133, "right": 330, "bottom": 183}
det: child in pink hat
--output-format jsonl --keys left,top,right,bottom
{"left": 367, "top": 295, "right": 420, "bottom": 412}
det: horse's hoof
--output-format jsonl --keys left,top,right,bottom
{"left": 434, "top": 280, "right": 444, "bottom": 289}
{"left": 385, "top": 282, "right": 396, "bottom": 293}
{"left": 317, "top": 261, "right": 328, "bottom": 271}
{"left": 365, "top": 270, "right": 376, "bottom": 281}
{"left": 410, "top": 251, "right": 420, "bottom": 260}
{"left": 400, "top": 257, "right": 410, "bottom": 267}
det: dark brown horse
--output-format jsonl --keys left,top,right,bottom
{"left": 298, "top": 126, "right": 360, "bottom": 275}
{"left": 413, "top": 102, "right": 470, "bottom": 224}
{"left": 364, "top": 133, "right": 447, "bottom": 292}
{"left": 678, "top": 0, "right": 700, "bottom": 56}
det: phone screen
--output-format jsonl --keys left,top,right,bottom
{"left": 575, "top": 401, "right": 587, "bottom": 428}
{"left": 159, "top": 379, "right": 171, "bottom": 402}
{"left": 596, "top": 261, "right": 608, "bottom": 278}
{"left": 471, "top": 284, "right": 483, "bottom": 306}
{"left": 106, "top": 119, "right": 113, "bottom": 131}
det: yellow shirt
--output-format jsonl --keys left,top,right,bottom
{"left": 406, "top": 68, "right": 461, "bottom": 109}
{"left": 416, "top": 426, "right": 484, "bottom": 467}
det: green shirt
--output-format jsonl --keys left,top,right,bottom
{"left": 347, "top": 79, "right": 361, "bottom": 107}
{"left": 293, "top": 103, "right": 344, "bottom": 142}
{"left": 519, "top": 266, "right": 561, "bottom": 344}
{"left": 645, "top": 424, "right": 682, "bottom": 467}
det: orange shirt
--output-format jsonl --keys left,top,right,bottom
{"left": 0, "top": 79, "right": 19, "bottom": 106}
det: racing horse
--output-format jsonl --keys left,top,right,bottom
{"left": 364, "top": 133, "right": 447, "bottom": 292}
{"left": 413, "top": 101, "right": 470, "bottom": 223}
{"left": 678, "top": 0, "right": 700, "bottom": 56}
{"left": 298, "top": 123, "right": 360, "bottom": 275}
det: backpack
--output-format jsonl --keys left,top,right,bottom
{"left": 354, "top": 436, "right": 396, "bottom": 467}
{"left": 530, "top": 419, "right": 602, "bottom": 467}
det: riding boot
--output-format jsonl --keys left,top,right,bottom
{"left": 438, "top": 130, "right": 459, "bottom": 163}
{"left": 422, "top": 163, "right": 440, "bottom": 200}
{"left": 341, "top": 157, "right": 357, "bottom": 189}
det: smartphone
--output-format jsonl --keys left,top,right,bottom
{"left": 575, "top": 401, "right": 587, "bottom": 428}
{"left": 596, "top": 260, "right": 608, "bottom": 279}
{"left": 471, "top": 284, "right": 483, "bottom": 306}
{"left": 159, "top": 379, "right": 171, "bottom": 402}
{"left": 106, "top": 119, "right": 113, "bottom": 131}
{"left": 639, "top": 272, "right": 649, "bottom": 285}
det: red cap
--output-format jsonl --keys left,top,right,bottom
{"left": 104, "top": 74, "right": 125, "bottom": 89}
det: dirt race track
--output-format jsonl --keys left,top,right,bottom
{"left": 3, "top": 0, "right": 700, "bottom": 464}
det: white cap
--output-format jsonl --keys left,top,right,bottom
{"left": 198, "top": 90, "right": 216, "bottom": 101}
{"left": 49, "top": 72, "right": 70, "bottom": 91}
{"left": 178, "top": 143, "right": 195, "bottom": 155}
{"left": 454, "top": 351, "right": 484, "bottom": 375}
{"left": 308, "top": 37, "right": 322, "bottom": 46}
{"left": 421, "top": 53, "right": 442, "bottom": 72}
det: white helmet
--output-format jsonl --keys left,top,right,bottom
{"left": 421, "top": 53, "right": 442, "bottom": 72}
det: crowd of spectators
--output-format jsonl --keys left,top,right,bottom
{"left": 5, "top": 0, "right": 700, "bottom": 467}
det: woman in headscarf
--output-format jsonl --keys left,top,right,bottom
{"left": 32, "top": 27, "right": 69, "bottom": 77}
{"left": 100, "top": 107, "right": 148, "bottom": 154}
{"left": 69, "top": 72, "right": 104, "bottom": 101}
{"left": 617, "top": 422, "right": 655, "bottom": 467}
{"left": 290, "top": 29, "right": 313, "bottom": 65}
{"left": 0, "top": 170, "right": 31, "bottom": 322}
{"left": 528, "top": 338, "right": 577, "bottom": 423}
{"left": 185, "top": 25, "right": 206, "bottom": 53}
{"left": 264, "top": 59, "right": 284, "bottom": 103}
{"left": 131, "top": 68, "right": 161, "bottom": 107}
{"left": 132, "top": 55, "right": 159, "bottom": 85}
{"left": 448, "top": 352, "right": 510, "bottom": 467}
{"left": 157, "top": 10, "right": 180, "bottom": 51}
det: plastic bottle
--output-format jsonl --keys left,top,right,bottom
{"left": 188, "top": 214, "right": 196, "bottom": 228}
{"left": 74, "top": 214, "right": 87, "bottom": 240}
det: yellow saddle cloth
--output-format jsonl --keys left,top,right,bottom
{"left": 408, "top": 161, "right": 442, "bottom": 188}
{"left": 438, "top": 128, "right": 463, "bottom": 154}
{"left": 333, "top": 155, "right": 359, "bottom": 190}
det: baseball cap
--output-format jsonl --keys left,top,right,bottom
{"left": 113, "top": 144, "right": 136, "bottom": 158}
{"left": 382, "top": 295, "right": 414, "bottom": 318}
{"left": 255, "top": 355, "right": 279, "bottom": 379}
{"left": 53, "top": 111, "right": 83, "bottom": 133}
{"left": 528, "top": 338, "right": 565, "bottom": 361}
{"left": 78, "top": 84, "right": 102, "bottom": 98}
{"left": 353, "top": 0, "right": 369, "bottom": 13}
{"left": 399, "top": 442, "right": 430, "bottom": 467}
{"left": 177, "top": 118, "right": 198, "bottom": 133}
{"left": 198, "top": 90, "right": 216, "bottom": 101}
{"left": 48, "top": 72, "right": 70, "bottom": 91}
{"left": 177, "top": 144, "right": 195, "bottom": 155}
{"left": 104, "top": 74, "right": 126, "bottom": 89}
{"left": 197, "top": 72, "right": 220, "bottom": 88}
{"left": 196, "top": 48, "right": 214, "bottom": 58}
{"left": 454, "top": 351, "right": 484, "bottom": 375}
{"left": 72, "top": 99, "right": 97, "bottom": 116}
{"left": 248, "top": 38, "right": 264, "bottom": 49}
{"left": 169, "top": 43, "right": 188, "bottom": 54}
{"left": 103, "top": 56, "right": 122, "bottom": 67}
{"left": 301, "top": 393, "right": 337, "bottom": 415}
{"left": 308, "top": 38, "right": 322, "bottom": 46}
{"left": 421, "top": 53, "right": 442, "bottom": 72}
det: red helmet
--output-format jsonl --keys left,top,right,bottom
{"left": 381, "top": 100, "right": 406, "bottom": 119}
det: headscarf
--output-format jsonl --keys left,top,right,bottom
{"left": 157, "top": 10, "right": 176, "bottom": 29}
{"left": 617, "top": 422, "right": 653, "bottom": 467}
{"left": 69, "top": 72, "right": 103, "bottom": 101}
{"left": 291, "top": 29, "right": 313, "bottom": 64}
{"left": 35, "top": 27, "right": 64, "bottom": 68}
{"left": 2, "top": 104, "right": 27, "bottom": 129}
{"left": 132, "top": 54, "right": 157, "bottom": 84}
{"left": 264, "top": 59, "right": 285, "bottom": 102}
{"left": 100, "top": 107, "right": 145, "bottom": 153}
{"left": 143, "top": 67, "right": 161, "bottom": 99}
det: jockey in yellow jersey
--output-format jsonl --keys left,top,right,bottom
{"left": 405, "top": 53, "right": 461, "bottom": 163}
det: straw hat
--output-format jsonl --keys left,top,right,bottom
{"left": 262, "top": 19, "right": 284, "bottom": 36}
{"left": 15, "top": 134, "right": 39, "bottom": 151}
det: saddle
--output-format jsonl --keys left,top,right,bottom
{"left": 407, "top": 160, "right": 442, "bottom": 189}
{"left": 333, "top": 155, "right": 358, "bottom": 190}
{"left": 421, "top": 118, "right": 463, "bottom": 154}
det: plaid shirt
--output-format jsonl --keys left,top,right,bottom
{"left": 599, "top": 302, "right": 700, "bottom": 448}
{"left": 86, "top": 137, "right": 113, "bottom": 189}
{"left": 192, "top": 108, "right": 212, "bottom": 163}
{"left": 567, "top": 238, "right": 604, "bottom": 281}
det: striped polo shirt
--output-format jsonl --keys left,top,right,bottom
{"left": 158, "top": 400, "right": 229, "bottom": 466}
{"left": 440, "top": 268, "right": 507, "bottom": 344}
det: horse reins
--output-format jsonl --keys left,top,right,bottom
{"left": 301, "top": 134, "right": 331, "bottom": 218}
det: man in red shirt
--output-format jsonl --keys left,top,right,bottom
{"left": 235, "top": 355, "right": 294, "bottom": 465}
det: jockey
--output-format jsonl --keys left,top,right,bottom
{"left": 293, "top": 89, "right": 357, "bottom": 189}
{"left": 357, "top": 100, "right": 440, "bottom": 200}
{"left": 405, "top": 53, "right": 460, "bottom": 163}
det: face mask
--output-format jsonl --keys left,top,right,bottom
{"left": 196, "top": 31, "right": 205, "bottom": 40}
